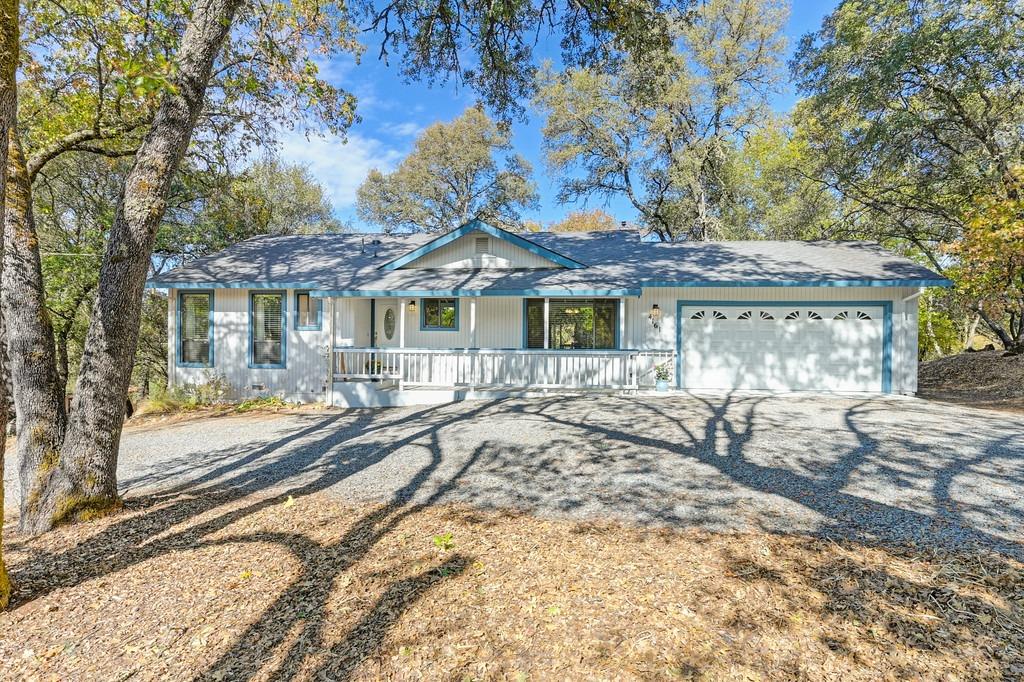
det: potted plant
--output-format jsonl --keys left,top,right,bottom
{"left": 654, "top": 362, "right": 672, "bottom": 392}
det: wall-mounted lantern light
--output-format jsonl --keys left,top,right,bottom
{"left": 648, "top": 303, "right": 662, "bottom": 329}
{"left": 407, "top": 300, "right": 417, "bottom": 313}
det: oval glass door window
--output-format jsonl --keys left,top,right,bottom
{"left": 383, "top": 308, "right": 396, "bottom": 340}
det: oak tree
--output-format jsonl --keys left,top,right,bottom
{"left": 357, "top": 107, "right": 538, "bottom": 233}
{"left": 536, "top": 0, "right": 787, "bottom": 241}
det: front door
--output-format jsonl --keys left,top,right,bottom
{"left": 376, "top": 301, "right": 399, "bottom": 348}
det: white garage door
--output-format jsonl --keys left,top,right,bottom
{"left": 679, "top": 304, "right": 887, "bottom": 392}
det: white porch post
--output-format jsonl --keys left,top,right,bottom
{"left": 469, "top": 298, "right": 477, "bottom": 388}
{"left": 326, "top": 297, "right": 335, "bottom": 406}
{"left": 398, "top": 297, "right": 406, "bottom": 389}
{"left": 469, "top": 298, "right": 477, "bottom": 348}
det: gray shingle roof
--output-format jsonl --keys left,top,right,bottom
{"left": 149, "top": 229, "right": 950, "bottom": 291}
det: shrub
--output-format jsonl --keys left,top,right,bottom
{"left": 235, "top": 396, "right": 289, "bottom": 413}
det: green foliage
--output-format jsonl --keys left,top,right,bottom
{"left": 525, "top": 209, "right": 622, "bottom": 233}
{"left": 235, "top": 396, "right": 289, "bottom": 413}
{"left": 945, "top": 181, "right": 1024, "bottom": 350}
{"left": 792, "top": 0, "right": 1024, "bottom": 258}
{"left": 536, "top": 0, "right": 787, "bottom": 241}
{"left": 918, "top": 300, "right": 962, "bottom": 361}
{"left": 654, "top": 363, "right": 672, "bottom": 382}
{"left": 167, "top": 372, "right": 232, "bottom": 410}
{"left": 155, "top": 158, "right": 343, "bottom": 264}
{"left": 432, "top": 532, "right": 455, "bottom": 551}
{"left": 356, "top": 107, "right": 538, "bottom": 233}
{"left": 360, "top": 0, "right": 687, "bottom": 118}
{"left": 724, "top": 116, "right": 839, "bottom": 240}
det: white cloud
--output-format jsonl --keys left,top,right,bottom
{"left": 277, "top": 129, "right": 404, "bottom": 211}
{"left": 381, "top": 121, "right": 425, "bottom": 138}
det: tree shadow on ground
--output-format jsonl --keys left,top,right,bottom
{"left": 4, "top": 393, "right": 1023, "bottom": 679}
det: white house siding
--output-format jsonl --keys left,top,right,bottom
{"left": 169, "top": 288, "right": 330, "bottom": 402}
{"left": 401, "top": 231, "right": 561, "bottom": 269}
{"left": 332, "top": 296, "right": 526, "bottom": 349}
{"left": 170, "top": 286, "right": 922, "bottom": 401}
{"left": 625, "top": 286, "right": 920, "bottom": 394}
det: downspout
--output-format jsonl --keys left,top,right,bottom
{"left": 900, "top": 287, "right": 927, "bottom": 395}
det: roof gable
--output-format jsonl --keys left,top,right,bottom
{"left": 377, "top": 220, "right": 587, "bottom": 271}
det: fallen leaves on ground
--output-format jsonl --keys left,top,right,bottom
{"left": 0, "top": 490, "right": 1021, "bottom": 680}
{"left": 919, "top": 350, "right": 1024, "bottom": 413}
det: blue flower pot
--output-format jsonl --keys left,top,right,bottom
{"left": 655, "top": 379, "right": 670, "bottom": 392}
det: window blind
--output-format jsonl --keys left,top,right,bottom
{"left": 525, "top": 299, "right": 545, "bottom": 348}
{"left": 252, "top": 293, "right": 284, "bottom": 365}
{"left": 180, "top": 293, "right": 211, "bottom": 365}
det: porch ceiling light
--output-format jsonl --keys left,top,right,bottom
{"left": 649, "top": 303, "right": 662, "bottom": 329}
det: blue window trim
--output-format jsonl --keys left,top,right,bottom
{"left": 294, "top": 290, "right": 322, "bottom": 331}
{"left": 674, "top": 300, "right": 893, "bottom": 393}
{"left": 377, "top": 220, "right": 587, "bottom": 271}
{"left": 176, "top": 290, "right": 214, "bottom": 368}
{"left": 521, "top": 297, "right": 622, "bottom": 351}
{"left": 419, "top": 297, "right": 460, "bottom": 331}
{"left": 248, "top": 290, "right": 287, "bottom": 369}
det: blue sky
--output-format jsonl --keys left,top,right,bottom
{"left": 278, "top": 1, "right": 840, "bottom": 231}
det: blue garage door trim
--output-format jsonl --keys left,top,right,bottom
{"left": 675, "top": 300, "right": 893, "bottom": 394}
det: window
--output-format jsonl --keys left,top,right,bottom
{"left": 712, "top": 310, "right": 727, "bottom": 320}
{"left": 690, "top": 310, "right": 706, "bottom": 320}
{"left": 294, "top": 291, "right": 322, "bottom": 330}
{"left": 807, "top": 311, "right": 823, "bottom": 320}
{"left": 785, "top": 310, "right": 800, "bottom": 320}
{"left": 524, "top": 298, "right": 618, "bottom": 350}
{"left": 857, "top": 311, "right": 873, "bottom": 320}
{"left": 738, "top": 310, "right": 752, "bottom": 320}
{"left": 178, "top": 292, "right": 213, "bottom": 367}
{"left": 250, "top": 292, "right": 286, "bottom": 368}
{"left": 759, "top": 311, "right": 775, "bottom": 320}
{"left": 420, "top": 298, "right": 458, "bottom": 330}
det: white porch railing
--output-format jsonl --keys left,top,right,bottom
{"left": 332, "top": 348, "right": 674, "bottom": 390}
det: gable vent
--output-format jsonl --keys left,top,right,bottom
{"left": 474, "top": 236, "right": 489, "bottom": 254}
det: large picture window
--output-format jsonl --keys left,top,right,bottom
{"left": 524, "top": 298, "right": 618, "bottom": 350}
{"left": 420, "top": 298, "right": 458, "bottom": 330}
{"left": 178, "top": 292, "right": 213, "bottom": 366}
{"left": 250, "top": 292, "right": 286, "bottom": 367}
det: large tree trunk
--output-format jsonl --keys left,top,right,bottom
{"left": 3, "top": 136, "right": 69, "bottom": 533}
{"left": 0, "top": 0, "right": 18, "bottom": 611}
{"left": 49, "top": 0, "right": 242, "bottom": 525}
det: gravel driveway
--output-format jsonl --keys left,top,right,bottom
{"left": 5, "top": 394, "right": 1024, "bottom": 556}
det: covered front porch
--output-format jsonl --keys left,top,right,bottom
{"left": 318, "top": 293, "right": 672, "bottom": 404}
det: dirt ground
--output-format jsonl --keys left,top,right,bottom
{"left": 1, "top": 490, "right": 1021, "bottom": 681}
{"left": 919, "top": 350, "right": 1024, "bottom": 413}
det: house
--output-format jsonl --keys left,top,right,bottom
{"left": 149, "top": 220, "right": 951, "bottom": 407}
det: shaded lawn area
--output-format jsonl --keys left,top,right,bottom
{"left": 1, "top": 493, "right": 1022, "bottom": 680}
